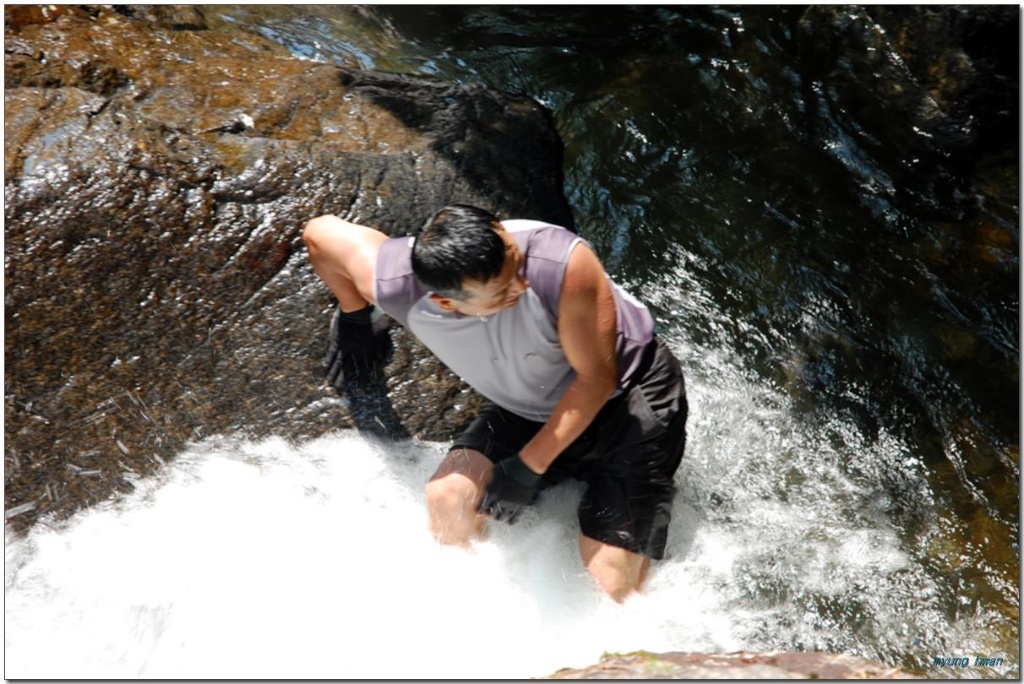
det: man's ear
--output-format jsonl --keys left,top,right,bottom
{"left": 429, "top": 293, "right": 458, "bottom": 312}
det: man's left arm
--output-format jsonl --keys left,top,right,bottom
{"left": 519, "top": 243, "right": 619, "bottom": 474}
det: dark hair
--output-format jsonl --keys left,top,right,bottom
{"left": 412, "top": 205, "right": 505, "bottom": 300}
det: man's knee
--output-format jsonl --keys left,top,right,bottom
{"left": 587, "top": 563, "right": 644, "bottom": 602}
{"left": 579, "top": 535, "right": 650, "bottom": 603}
{"left": 425, "top": 473, "right": 484, "bottom": 545}
{"left": 425, "top": 476, "right": 472, "bottom": 517}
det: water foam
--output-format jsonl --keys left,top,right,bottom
{"left": 5, "top": 268, "right": 1009, "bottom": 678}
{"left": 5, "top": 430, "right": 730, "bottom": 678}
{"left": 3, "top": 378, "right": 937, "bottom": 680}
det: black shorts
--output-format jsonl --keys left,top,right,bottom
{"left": 450, "top": 337, "right": 688, "bottom": 560}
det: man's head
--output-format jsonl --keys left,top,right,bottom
{"left": 413, "top": 204, "right": 528, "bottom": 316}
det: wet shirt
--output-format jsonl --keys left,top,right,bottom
{"left": 373, "top": 220, "right": 655, "bottom": 422}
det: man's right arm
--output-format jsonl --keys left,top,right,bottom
{"left": 304, "top": 215, "right": 391, "bottom": 389}
{"left": 302, "top": 215, "right": 388, "bottom": 312}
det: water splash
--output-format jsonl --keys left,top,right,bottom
{"left": 3, "top": 431, "right": 711, "bottom": 678}
{"left": 6, "top": 323, "right": 1015, "bottom": 678}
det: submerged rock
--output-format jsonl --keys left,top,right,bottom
{"left": 546, "top": 650, "right": 916, "bottom": 679}
{"left": 4, "top": 4, "right": 572, "bottom": 532}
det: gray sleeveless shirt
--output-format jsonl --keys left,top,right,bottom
{"left": 373, "top": 220, "right": 655, "bottom": 422}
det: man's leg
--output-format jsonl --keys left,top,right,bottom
{"left": 578, "top": 534, "right": 652, "bottom": 603}
{"left": 425, "top": 447, "right": 494, "bottom": 546}
{"left": 576, "top": 338, "right": 687, "bottom": 602}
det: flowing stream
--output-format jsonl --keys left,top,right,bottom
{"left": 5, "top": 6, "right": 1018, "bottom": 679}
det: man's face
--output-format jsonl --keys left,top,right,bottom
{"left": 433, "top": 230, "right": 529, "bottom": 317}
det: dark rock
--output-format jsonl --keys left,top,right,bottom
{"left": 3, "top": 4, "right": 86, "bottom": 30}
{"left": 546, "top": 650, "right": 917, "bottom": 679}
{"left": 4, "top": 5, "right": 572, "bottom": 532}
{"left": 111, "top": 5, "right": 209, "bottom": 31}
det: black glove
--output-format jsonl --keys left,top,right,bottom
{"left": 322, "top": 303, "right": 388, "bottom": 389}
{"left": 478, "top": 455, "right": 543, "bottom": 524}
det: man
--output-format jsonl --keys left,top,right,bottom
{"left": 303, "top": 205, "right": 687, "bottom": 601}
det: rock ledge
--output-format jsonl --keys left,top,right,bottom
{"left": 546, "top": 650, "right": 916, "bottom": 679}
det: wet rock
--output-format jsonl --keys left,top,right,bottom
{"left": 546, "top": 650, "right": 916, "bottom": 679}
{"left": 111, "top": 5, "right": 210, "bottom": 31}
{"left": 3, "top": 3, "right": 85, "bottom": 30}
{"left": 4, "top": 5, "right": 572, "bottom": 531}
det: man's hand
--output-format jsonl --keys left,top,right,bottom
{"left": 478, "top": 455, "right": 543, "bottom": 524}
{"left": 322, "top": 303, "right": 389, "bottom": 389}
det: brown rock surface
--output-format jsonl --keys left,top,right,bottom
{"left": 4, "top": 4, "right": 572, "bottom": 532}
{"left": 546, "top": 650, "right": 916, "bottom": 679}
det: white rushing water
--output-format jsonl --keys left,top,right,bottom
{"left": 4, "top": 267, "right": 1012, "bottom": 679}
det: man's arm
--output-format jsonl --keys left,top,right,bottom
{"left": 303, "top": 214, "right": 388, "bottom": 311}
{"left": 304, "top": 215, "right": 392, "bottom": 389}
{"left": 518, "top": 243, "right": 619, "bottom": 474}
